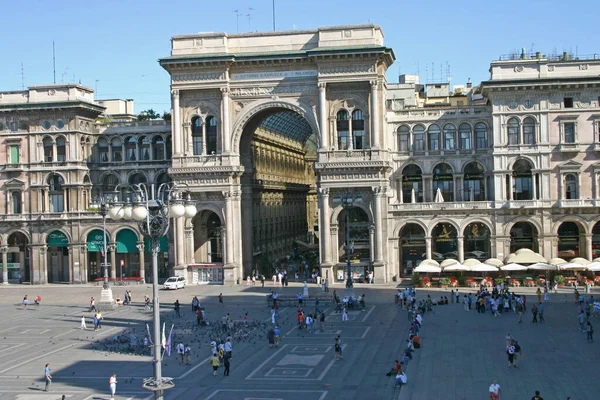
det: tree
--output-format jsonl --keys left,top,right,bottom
{"left": 137, "top": 109, "right": 161, "bottom": 121}
{"left": 162, "top": 112, "right": 172, "bottom": 121}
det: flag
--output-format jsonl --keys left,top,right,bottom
{"left": 146, "top": 323, "right": 153, "bottom": 344}
{"left": 350, "top": 241, "right": 355, "bottom": 253}
{"left": 100, "top": 245, "right": 105, "bottom": 258}
{"left": 165, "top": 324, "right": 174, "bottom": 357}
{"left": 161, "top": 322, "right": 166, "bottom": 350}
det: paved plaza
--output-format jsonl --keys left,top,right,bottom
{"left": 0, "top": 282, "right": 597, "bottom": 399}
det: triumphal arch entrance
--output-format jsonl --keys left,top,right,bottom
{"left": 160, "top": 24, "right": 394, "bottom": 284}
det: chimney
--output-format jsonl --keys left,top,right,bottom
{"left": 466, "top": 78, "right": 472, "bottom": 89}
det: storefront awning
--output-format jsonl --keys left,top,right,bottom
{"left": 116, "top": 229, "right": 138, "bottom": 253}
{"left": 144, "top": 236, "right": 168, "bottom": 253}
{"left": 47, "top": 231, "right": 69, "bottom": 248}
{"left": 87, "top": 229, "right": 109, "bottom": 252}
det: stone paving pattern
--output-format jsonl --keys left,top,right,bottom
{"left": 0, "top": 282, "right": 597, "bottom": 399}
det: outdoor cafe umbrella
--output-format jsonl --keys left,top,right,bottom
{"left": 484, "top": 258, "right": 504, "bottom": 267}
{"left": 463, "top": 258, "right": 482, "bottom": 267}
{"left": 587, "top": 262, "right": 600, "bottom": 272}
{"left": 548, "top": 258, "right": 567, "bottom": 266}
{"left": 414, "top": 264, "right": 442, "bottom": 273}
{"left": 527, "top": 263, "right": 557, "bottom": 271}
{"left": 434, "top": 188, "right": 444, "bottom": 203}
{"left": 570, "top": 257, "right": 591, "bottom": 266}
{"left": 470, "top": 264, "right": 499, "bottom": 272}
{"left": 440, "top": 259, "right": 459, "bottom": 268}
{"left": 559, "top": 263, "right": 588, "bottom": 271}
{"left": 418, "top": 259, "right": 440, "bottom": 267}
{"left": 443, "top": 264, "right": 471, "bottom": 272}
{"left": 500, "top": 263, "right": 528, "bottom": 271}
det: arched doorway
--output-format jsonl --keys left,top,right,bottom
{"left": 337, "top": 207, "right": 370, "bottom": 281}
{"left": 46, "top": 230, "right": 69, "bottom": 283}
{"left": 433, "top": 163, "right": 454, "bottom": 201}
{"left": 86, "top": 229, "right": 109, "bottom": 282}
{"left": 115, "top": 229, "right": 140, "bottom": 279}
{"left": 510, "top": 221, "right": 538, "bottom": 253}
{"left": 432, "top": 223, "right": 457, "bottom": 260}
{"left": 399, "top": 224, "right": 426, "bottom": 276}
{"left": 6, "top": 232, "right": 29, "bottom": 283}
{"left": 191, "top": 210, "right": 224, "bottom": 284}
{"left": 402, "top": 164, "right": 423, "bottom": 203}
{"left": 239, "top": 108, "right": 317, "bottom": 279}
{"left": 592, "top": 222, "right": 600, "bottom": 259}
{"left": 512, "top": 159, "right": 534, "bottom": 200}
{"left": 557, "top": 222, "right": 583, "bottom": 260}
{"left": 463, "top": 223, "right": 490, "bottom": 261}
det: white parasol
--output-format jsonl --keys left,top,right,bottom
{"left": 414, "top": 264, "right": 442, "bottom": 273}
{"left": 500, "top": 263, "right": 528, "bottom": 271}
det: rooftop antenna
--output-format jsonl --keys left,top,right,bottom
{"left": 440, "top": 64, "right": 442, "bottom": 82}
{"left": 95, "top": 79, "right": 99, "bottom": 96}
{"left": 234, "top": 10, "right": 241, "bottom": 32}
{"left": 416, "top": 61, "right": 420, "bottom": 80}
{"left": 272, "top": 0, "right": 276, "bottom": 31}
{"left": 61, "top": 67, "right": 69, "bottom": 83}
{"left": 247, "top": 8, "right": 254, "bottom": 31}
{"left": 52, "top": 41, "right": 56, "bottom": 84}
{"left": 446, "top": 62, "right": 451, "bottom": 84}
{"left": 21, "top": 62, "right": 25, "bottom": 90}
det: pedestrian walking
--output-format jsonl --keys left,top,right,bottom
{"left": 578, "top": 311, "right": 587, "bottom": 332}
{"left": 211, "top": 354, "right": 220, "bottom": 376}
{"left": 586, "top": 321, "right": 594, "bottom": 342}
{"left": 80, "top": 315, "right": 87, "bottom": 330}
{"left": 34, "top": 295, "right": 41, "bottom": 310}
{"left": 336, "top": 335, "right": 344, "bottom": 358}
{"left": 176, "top": 342, "right": 185, "bottom": 363}
{"left": 450, "top": 290, "right": 454, "bottom": 303}
{"left": 89, "top": 297, "right": 96, "bottom": 312}
{"left": 273, "top": 326, "right": 280, "bottom": 347}
{"left": 536, "top": 288, "right": 542, "bottom": 303}
{"left": 223, "top": 356, "right": 230, "bottom": 376}
{"left": 184, "top": 344, "right": 191, "bottom": 365}
{"left": 93, "top": 313, "right": 99, "bottom": 331}
{"left": 489, "top": 380, "right": 501, "bottom": 399}
{"left": 463, "top": 295, "right": 469, "bottom": 312}
{"left": 109, "top": 373, "right": 117, "bottom": 400}
{"left": 513, "top": 341, "right": 521, "bottom": 368}
{"left": 96, "top": 312, "right": 103, "bottom": 329}
{"left": 342, "top": 307, "right": 348, "bottom": 322}
{"left": 218, "top": 293, "right": 224, "bottom": 306}
{"left": 44, "top": 363, "right": 52, "bottom": 391}
{"left": 506, "top": 342, "right": 516, "bottom": 368}
{"left": 174, "top": 300, "right": 180, "bottom": 318}
{"left": 543, "top": 286, "right": 550, "bottom": 302}
{"left": 517, "top": 302, "right": 524, "bottom": 323}
{"left": 23, "top": 295, "right": 28, "bottom": 310}
{"left": 531, "top": 304, "right": 538, "bottom": 323}
{"left": 334, "top": 338, "right": 341, "bottom": 360}
{"left": 260, "top": 275, "right": 265, "bottom": 287}
{"left": 320, "top": 311, "right": 325, "bottom": 332}
{"left": 538, "top": 303, "right": 545, "bottom": 322}
{"left": 531, "top": 390, "right": 544, "bottom": 400}
{"left": 268, "top": 327, "right": 275, "bottom": 348}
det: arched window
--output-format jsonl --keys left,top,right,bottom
{"left": 523, "top": 117, "right": 536, "bottom": 145}
{"left": 398, "top": 125, "right": 410, "bottom": 152}
{"left": 152, "top": 136, "right": 165, "bottom": 160}
{"left": 432, "top": 163, "right": 454, "bottom": 201}
{"left": 56, "top": 137, "right": 66, "bottom": 162}
{"left": 191, "top": 117, "right": 203, "bottom": 155}
{"left": 138, "top": 136, "right": 151, "bottom": 161}
{"left": 463, "top": 223, "right": 490, "bottom": 260}
{"left": 443, "top": 124, "right": 456, "bottom": 150}
{"left": 48, "top": 174, "right": 65, "bottom": 213}
{"left": 102, "top": 174, "right": 119, "bottom": 199}
{"left": 125, "top": 136, "right": 137, "bottom": 161}
{"left": 399, "top": 224, "right": 426, "bottom": 275}
{"left": 557, "top": 222, "right": 581, "bottom": 260}
{"left": 510, "top": 221, "right": 539, "bottom": 253}
{"left": 352, "top": 110, "right": 365, "bottom": 150}
{"left": 428, "top": 124, "right": 440, "bottom": 151}
{"left": 336, "top": 110, "right": 350, "bottom": 150}
{"left": 512, "top": 159, "right": 534, "bottom": 200}
{"left": 459, "top": 123, "right": 472, "bottom": 150}
{"left": 413, "top": 125, "right": 425, "bottom": 151}
{"left": 111, "top": 137, "right": 122, "bottom": 162}
{"left": 463, "top": 162, "right": 485, "bottom": 201}
{"left": 206, "top": 116, "right": 217, "bottom": 155}
{"left": 43, "top": 137, "right": 53, "bottom": 162}
{"left": 507, "top": 118, "right": 520, "bottom": 145}
{"left": 475, "top": 122, "right": 488, "bottom": 148}
{"left": 128, "top": 173, "right": 147, "bottom": 186}
{"left": 432, "top": 223, "right": 458, "bottom": 260}
{"left": 402, "top": 164, "right": 423, "bottom": 203}
{"left": 12, "top": 191, "right": 22, "bottom": 214}
{"left": 98, "top": 138, "right": 108, "bottom": 162}
{"left": 565, "top": 174, "right": 578, "bottom": 199}
{"left": 165, "top": 135, "right": 172, "bottom": 159}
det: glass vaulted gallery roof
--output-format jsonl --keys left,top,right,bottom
{"left": 259, "top": 111, "right": 313, "bottom": 143}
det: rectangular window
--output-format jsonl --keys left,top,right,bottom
{"left": 460, "top": 133, "right": 471, "bottom": 149}
{"left": 193, "top": 137, "right": 203, "bottom": 155}
{"left": 337, "top": 132, "right": 350, "bottom": 150}
{"left": 429, "top": 134, "right": 439, "bottom": 151}
{"left": 353, "top": 130, "right": 364, "bottom": 150}
{"left": 399, "top": 135, "right": 409, "bottom": 152}
{"left": 413, "top": 134, "right": 424, "bottom": 151}
{"left": 564, "top": 122, "right": 575, "bottom": 143}
{"left": 9, "top": 145, "right": 19, "bottom": 164}
{"left": 564, "top": 97, "right": 574, "bottom": 108}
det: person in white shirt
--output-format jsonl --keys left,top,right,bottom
{"left": 224, "top": 339, "right": 232, "bottom": 359}
{"left": 109, "top": 373, "right": 117, "bottom": 399}
{"left": 81, "top": 315, "right": 87, "bottom": 330}
{"left": 176, "top": 342, "right": 185, "bottom": 363}
{"left": 184, "top": 344, "right": 191, "bottom": 365}
{"left": 489, "top": 380, "right": 501, "bottom": 399}
{"left": 415, "top": 313, "right": 423, "bottom": 325}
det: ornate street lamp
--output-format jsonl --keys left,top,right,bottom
{"left": 109, "top": 183, "right": 196, "bottom": 400}
{"left": 91, "top": 197, "right": 115, "bottom": 310}
{"left": 334, "top": 191, "right": 362, "bottom": 299}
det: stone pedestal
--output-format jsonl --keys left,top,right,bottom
{"left": 303, "top": 282, "right": 309, "bottom": 297}
{"left": 98, "top": 287, "right": 116, "bottom": 311}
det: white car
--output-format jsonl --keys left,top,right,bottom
{"left": 163, "top": 276, "right": 186, "bottom": 290}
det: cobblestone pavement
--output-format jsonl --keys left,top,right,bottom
{"left": 0, "top": 282, "right": 597, "bottom": 399}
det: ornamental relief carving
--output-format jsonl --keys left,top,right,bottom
{"left": 319, "top": 64, "right": 375, "bottom": 75}
{"left": 173, "top": 72, "right": 225, "bottom": 82}
{"left": 182, "top": 91, "right": 221, "bottom": 101}
{"left": 230, "top": 85, "right": 318, "bottom": 98}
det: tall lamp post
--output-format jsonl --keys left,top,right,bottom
{"left": 93, "top": 197, "right": 115, "bottom": 310}
{"left": 334, "top": 191, "right": 362, "bottom": 299}
{"left": 109, "top": 183, "right": 196, "bottom": 400}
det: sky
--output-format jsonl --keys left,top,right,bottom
{"left": 1, "top": 0, "right": 598, "bottom": 114}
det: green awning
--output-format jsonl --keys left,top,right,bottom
{"left": 116, "top": 229, "right": 138, "bottom": 253}
{"left": 87, "top": 229, "right": 109, "bottom": 252}
{"left": 145, "top": 236, "right": 169, "bottom": 253}
{"left": 47, "top": 231, "right": 68, "bottom": 247}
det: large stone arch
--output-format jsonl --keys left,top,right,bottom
{"left": 330, "top": 202, "right": 374, "bottom": 226}
{"left": 231, "top": 99, "right": 320, "bottom": 154}
{"left": 553, "top": 216, "right": 589, "bottom": 235}
{"left": 392, "top": 219, "right": 428, "bottom": 237}
{"left": 188, "top": 204, "right": 225, "bottom": 228}
{"left": 427, "top": 220, "right": 459, "bottom": 237}
{"left": 504, "top": 217, "right": 543, "bottom": 237}
{"left": 459, "top": 217, "right": 494, "bottom": 235}
{"left": 79, "top": 225, "right": 111, "bottom": 243}
{"left": 4, "top": 229, "right": 32, "bottom": 245}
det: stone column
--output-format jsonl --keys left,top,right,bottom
{"left": 201, "top": 119, "right": 207, "bottom": 156}
{"left": 318, "top": 83, "right": 329, "bottom": 150}
{"left": 457, "top": 236, "right": 464, "bottom": 263}
{"left": 175, "top": 218, "right": 185, "bottom": 269}
{"left": 231, "top": 189, "right": 243, "bottom": 281}
{"left": 185, "top": 227, "right": 194, "bottom": 266}
{"left": 370, "top": 80, "right": 380, "bottom": 149}
{"left": 425, "top": 236, "right": 432, "bottom": 260}
{"left": 372, "top": 187, "right": 384, "bottom": 264}
{"left": 39, "top": 245, "right": 48, "bottom": 284}
{"left": 586, "top": 234, "right": 593, "bottom": 261}
{"left": 67, "top": 246, "right": 73, "bottom": 283}
{"left": 241, "top": 187, "right": 254, "bottom": 277}
{"left": 508, "top": 174, "right": 514, "bottom": 200}
{"left": 1, "top": 246, "right": 8, "bottom": 284}
{"left": 109, "top": 244, "right": 116, "bottom": 279}
{"left": 223, "top": 191, "right": 234, "bottom": 266}
{"left": 221, "top": 87, "right": 231, "bottom": 154}
{"left": 319, "top": 188, "right": 331, "bottom": 265}
{"left": 80, "top": 244, "right": 88, "bottom": 283}
{"left": 137, "top": 242, "right": 145, "bottom": 281}
{"left": 532, "top": 173, "right": 538, "bottom": 200}
{"left": 172, "top": 89, "right": 182, "bottom": 156}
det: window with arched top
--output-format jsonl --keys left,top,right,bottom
{"left": 352, "top": 110, "right": 364, "bottom": 150}
{"left": 402, "top": 164, "right": 423, "bottom": 203}
{"left": 56, "top": 137, "right": 66, "bottom": 162}
{"left": 153, "top": 136, "right": 165, "bottom": 160}
{"left": 398, "top": 125, "right": 410, "bottom": 152}
{"left": 138, "top": 136, "right": 151, "bottom": 161}
{"left": 507, "top": 118, "right": 520, "bottom": 145}
{"left": 102, "top": 174, "right": 119, "bottom": 199}
{"left": 565, "top": 174, "right": 578, "bottom": 199}
{"left": 459, "top": 123, "right": 472, "bottom": 150}
{"left": 413, "top": 125, "right": 425, "bottom": 151}
{"left": 206, "top": 116, "right": 217, "bottom": 155}
{"left": 125, "top": 136, "right": 137, "bottom": 161}
{"left": 111, "top": 137, "right": 122, "bottom": 162}
{"left": 192, "top": 117, "right": 203, "bottom": 155}
{"left": 428, "top": 124, "right": 440, "bottom": 151}
{"left": 336, "top": 110, "right": 350, "bottom": 150}
{"left": 512, "top": 159, "right": 534, "bottom": 200}
{"left": 463, "top": 161, "right": 485, "bottom": 201}
{"left": 523, "top": 117, "right": 536, "bottom": 145}
{"left": 43, "top": 137, "right": 53, "bottom": 162}
{"left": 443, "top": 124, "right": 456, "bottom": 150}
{"left": 128, "top": 173, "right": 147, "bottom": 186}
{"left": 48, "top": 174, "right": 65, "bottom": 213}
{"left": 432, "top": 163, "right": 454, "bottom": 201}
{"left": 475, "top": 122, "right": 488, "bottom": 148}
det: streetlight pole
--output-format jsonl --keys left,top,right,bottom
{"left": 109, "top": 183, "right": 195, "bottom": 400}
{"left": 335, "top": 191, "right": 362, "bottom": 299}
{"left": 95, "top": 197, "right": 115, "bottom": 310}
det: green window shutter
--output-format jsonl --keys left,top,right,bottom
{"left": 10, "top": 146, "right": 19, "bottom": 164}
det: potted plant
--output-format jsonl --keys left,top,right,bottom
{"left": 495, "top": 277, "right": 505, "bottom": 285}
{"left": 554, "top": 274, "right": 566, "bottom": 287}
{"left": 439, "top": 277, "right": 451, "bottom": 288}
{"left": 411, "top": 273, "right": 422, "bottom": 287}
{"left": 457, "top": 275, "right": 466, "bottom": 287}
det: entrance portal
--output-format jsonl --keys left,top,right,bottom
{"left": 239, "top": 108, "right": 318, "bottom": 278}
